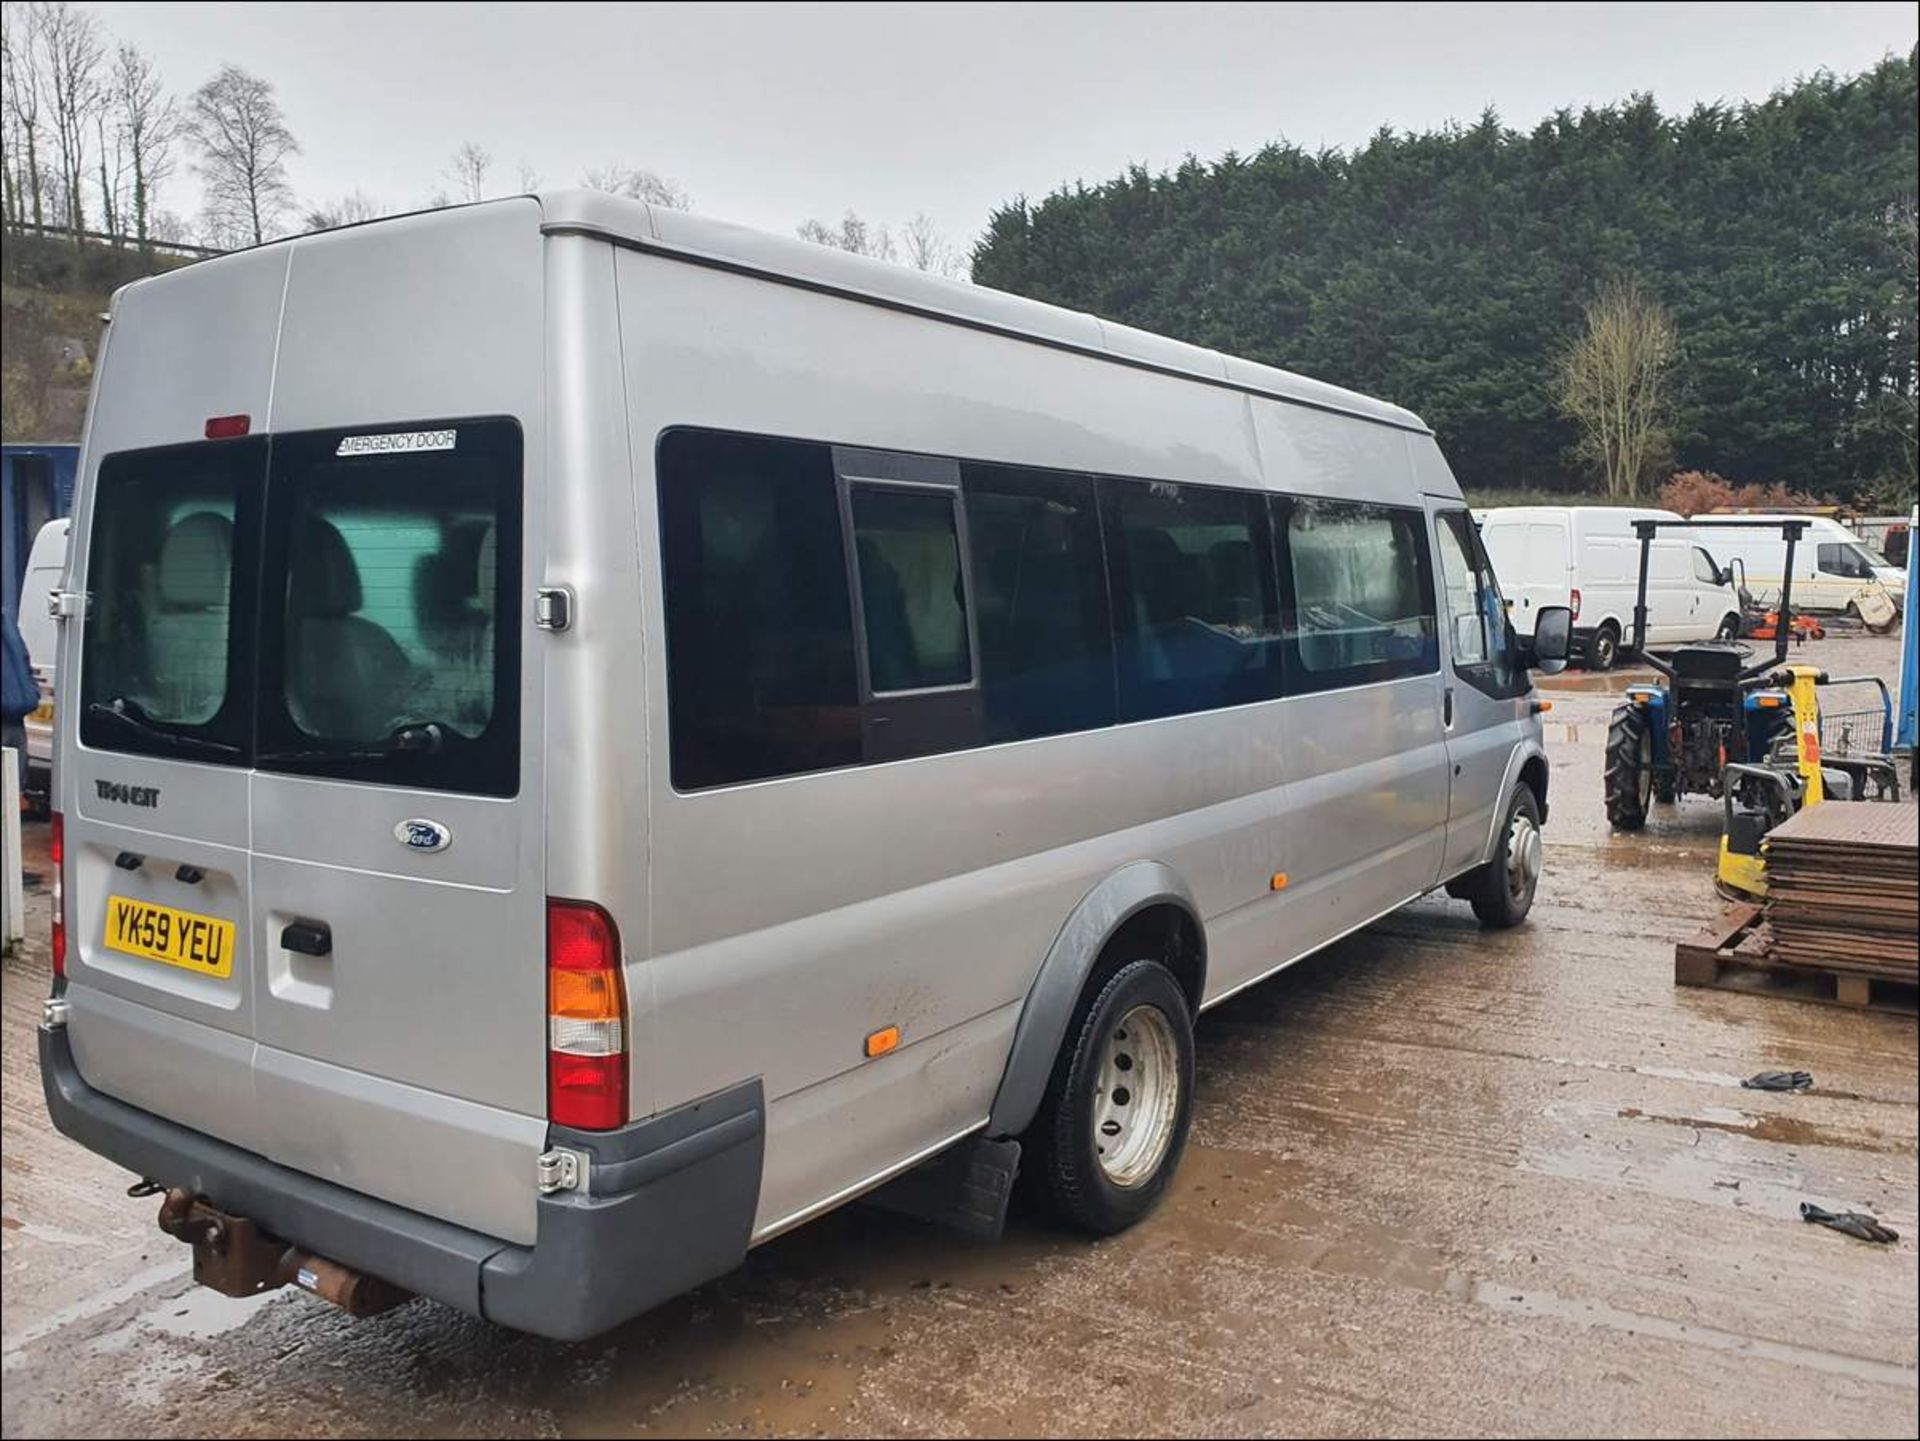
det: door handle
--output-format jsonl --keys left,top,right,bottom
{"left": 1443, "top": 687, "right": 1455, "bottom": 728}
{"left": 281, "top": 919, "right": 331, "bottom": 957}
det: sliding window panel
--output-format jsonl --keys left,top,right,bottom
{"left": 834, "top": 447, "right": 984, "bottom": 763}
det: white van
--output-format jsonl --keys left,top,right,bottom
{"left": 1691, "top": 514, "right": 1902, "bottom": 617}
{"left": 1479, "top": 506, "right": 1742, "bottom": 670}
{"left": 39, "top": 193, "right": 1569, "bottom": 1340}
{"left": 18, "top": 517, "right": 70, "bottom": 787}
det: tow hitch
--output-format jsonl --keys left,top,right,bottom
{"left": 153, "top": 1187, "right": 410, "bottom": 1317}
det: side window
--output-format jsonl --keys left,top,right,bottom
{"left": 1816, "top": 542, "right": 1863, "bottom": 579}
{"left": 1435, "top": 516, "right": 1489, "bottom": 665}
{"left": 848, "top": 486, "right": 971, "bottom": 693}
{"left": 1434, "top": 510, "right": 1521, "bottom": 698}
{"left": 1100, "top": 477, "right": 1282, "bottom": 721}
{"left": 1281, "top": 498, "right": 1437, "bottom": 692}
{"left": 1693, "top": 548, "right": 1721, "bottom": 585}
{"left": 962, "top": 463, "right": 1116, "bottom": 742}
{"left": 657, "top": 430, "right": 861, "bottom": 790}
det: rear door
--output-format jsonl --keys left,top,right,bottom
{"left": 1478, "top": 520, "right": 1563, "bottom": 637}
{"left": 66, "top": 437, "right": 270, "bottom": 1155}
{"left": 245, "top": 419, "right": 544, "bottom": 1241}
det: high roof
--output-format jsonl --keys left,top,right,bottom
{"left": 533, "top": 189, "right": 1429, "bottom": 436}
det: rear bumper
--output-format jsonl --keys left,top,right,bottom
{"left": 39, "top": 1020, "right": 764, "bottom": 1340}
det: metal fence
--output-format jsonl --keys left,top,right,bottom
{"left": 4, "top": 220, "right": 224, "bottom": 259}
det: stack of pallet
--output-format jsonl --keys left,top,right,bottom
{"left": 1763, "top": 802, "right": 1919, "bottom": 986}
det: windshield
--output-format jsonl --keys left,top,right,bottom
{"left": 78, "top": 420, "right": 522, "bottom": 795}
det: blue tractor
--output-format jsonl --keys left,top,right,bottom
{"left": 1604, "top": 517, "right": 1900, "bottom": 894}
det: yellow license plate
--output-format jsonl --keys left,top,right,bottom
{"left": 105, "top": 897, "right": 236, "bottom": 978}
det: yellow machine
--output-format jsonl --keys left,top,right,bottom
{"left": 1716, "top": 666, "right": 1899, "bottom": 900}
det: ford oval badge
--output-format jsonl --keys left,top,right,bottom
{"left": 395, "top": 818, "right": 452, "bottom": 854}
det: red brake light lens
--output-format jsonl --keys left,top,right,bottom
{"left": 546, "top": 899, "right": 627, "bottom": 1131}
{"left": 1569, "top": 587, "right": 1582, "bottom": 621}
{"left": 204, "top": 413, "right": 251, "bottom": 439}
{"left": 49, "top": 811, "right": 66, "bottom": 978}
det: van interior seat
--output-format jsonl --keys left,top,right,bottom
{"left": 149, "top": 510, "right": 233, "bottom": 722}
{"left": 286, "top": 515, "right": 412, "bottom": 741}
{"left": 1207, "top": 538, "right": 1256, "bottom": 626}
{"left": 856, "top": 535, "right": 917, "bottom": 691}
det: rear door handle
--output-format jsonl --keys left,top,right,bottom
{"left": 281, "top": 920, "right": 331, "bottom": 957}
{"left": 1443, "top": 687, "right": 1455, "bottom": 728}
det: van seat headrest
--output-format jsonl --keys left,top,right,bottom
{"left": 157, "top": 511, "right": 233, "bottom": 610}
{"left": 290, "top": 516, "right": 362, "bottom": 618}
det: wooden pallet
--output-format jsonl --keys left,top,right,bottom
{"left": 1674, "top": 905, "right": 1919, "bottom": 1016}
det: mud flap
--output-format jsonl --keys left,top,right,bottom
{"left": 862, "top": 1136, "right": 1021, "bottom": 1240}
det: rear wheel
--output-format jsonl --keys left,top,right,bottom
{"left": 1605, "top": 703, "right": 1653, "bottom": 830}
{"left": 1462, "top": 783, "right": 1544, "bottom": 928}
{"left": 1716, "top": 613, "right": 1741, "bottom": 641}
{"left": 1031, "top": 958, "right": 1195, "bottom": 1235}
{"left": 1587, "top": 621, "right": 1621, "bottom": 672}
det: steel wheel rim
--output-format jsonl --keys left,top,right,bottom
{"left": 1093, "top": 1004, "right": 1181, "bottom": 1188}
{"left": 1507, "top": 811, "right": 1542, "bottom": 899}
{"left": 1595, "top": 632, "right": 1615, "bottom": 668}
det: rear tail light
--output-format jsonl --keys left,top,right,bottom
{"left": 49, "top": 812, "right": 65, "bottom": 978}
{"left": 546, "top": 899, "right": 627, "bottom": 1130}
{"left": 1569, "top": 588, "right": 1582, "bottom": 621}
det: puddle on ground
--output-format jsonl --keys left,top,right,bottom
{"left": 552, "top": 1204, "right": 1066, "bottom": 1437}
{"left": 139, "top": 1282, "right": 285, "bottom": 1341}
{"left": 1536, "top": 669, "right": 1660, "bottom": 696}
{"left": 1473, "top": 1282, "right": 1918, "bottom": 1390}
{"left": 1616, "top": 1106, "right": 1913, "bottom": 1155}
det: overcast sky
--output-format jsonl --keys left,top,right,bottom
{"left": 93, "top": 1, "right": 1920, "bottom": 251}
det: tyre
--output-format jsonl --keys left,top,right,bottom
{"left": 1605, "top": 702, "right": 1653, "bottom": 830}
{"left": 1031, "top": 958, "right": 1195, "bottom": 1236}
{"left": 1462, "top": 783, "right": 1544, "bottom": 928}
{"left": 1587, "top": 621, "right": 1621, "bottom": 672}
{"left": 1716, "top": 613, "right": 1741, "bottom": 641}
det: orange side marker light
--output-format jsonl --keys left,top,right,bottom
{"left": 865, "top": 1026, "right": 900, "bottom": 1059}
{"left": 1270, "top": 872, "right": 1289, "bottom": 891}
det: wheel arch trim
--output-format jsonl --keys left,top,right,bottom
{"left": 984, "top": 861, "right": 1205, "bottom": 1140}
{"left": 1481, "top": 740, "right": 1551, "bottom": 865}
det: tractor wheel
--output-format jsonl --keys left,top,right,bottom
{"left": 1587, "top": 622, "right": 1622, "bottom": 672}
{"left": 1605, "top": 703, "right": 1653, "bottom": 830}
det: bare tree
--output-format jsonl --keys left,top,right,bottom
{"left": 514, "top": 159, "right": 540, "bottom": 192}
{"left": 92, "top": 103, "right": 123, "bottom": 238}
{"left": 301, "top": 188, "right": 381, "bottom": 232}
{"left": 111, "top": 42, "right": 176, "bottom": 250}
{"left": 900, "top": 211, "right": 966, "bottom": 278}
{"left": 797, "top": 210, "right": 896, "bottom": 263}
{"left": 580, "top": 163, "right": 690, "bottom": 211}
{"left": 1, "top": 0, "right": 47, "bottom": 230}
{"left": 189, "top": 63, "right": 297, "bottom": 246}
{"left": 38, "top": 0, "right": 102, "bottom": 241}
{"left": 1557, "top": 278, "right": 1677, "bottom": 498}
{"left": 446, "top": 140, "right": 490, "bottom": 203}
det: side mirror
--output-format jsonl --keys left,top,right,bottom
{"left": 1527, "top": 605, "right": 1572, "bottom": 675}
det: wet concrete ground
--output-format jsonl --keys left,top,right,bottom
{"left": 3, "top": 633, "right": 1915, "bottom": 1438}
